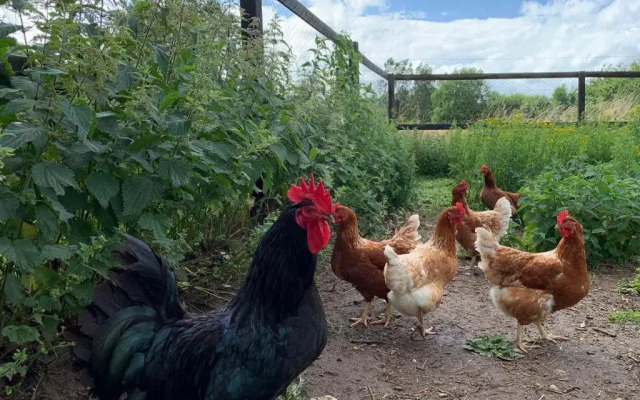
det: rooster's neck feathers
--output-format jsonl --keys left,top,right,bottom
{"left": 228, "top": 204, "right": 316, "bottom": 325}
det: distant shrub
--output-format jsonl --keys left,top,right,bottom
{"left": 445, "top": 119, "right": 639, "bottom": 205}
{"left": 412, "top": 133, "right": 450, "bottom": 176}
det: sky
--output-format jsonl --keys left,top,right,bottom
{"left": 3, "top": 0, "right": 639, "bottom": 94}
{"left": 266, "top": 0, "right": 640, "bottom": 93}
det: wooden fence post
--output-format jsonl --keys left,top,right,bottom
{"left": 387, "top": 75, "right": 395, "bottom": 120}
{"left": 577, "top": 71, "right": 586, "bottom": 122}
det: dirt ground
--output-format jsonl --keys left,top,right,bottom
{"left": 7, "top": 219, "right": 640, "bottom": 400}
{"left": 306, "top": 262, "right": 640, "bottom": 400}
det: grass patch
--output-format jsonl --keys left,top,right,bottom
{"left": 609, "top": 311, "right": 640, "bottom": 325}
{"left": 464, "top": 334, "right": 525, "bottom": 361}
{"left": 414, "top": 176, "right": 457, "bottom": 211}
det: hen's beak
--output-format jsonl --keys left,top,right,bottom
{"left": 554, "top": 224, "right": 559, "bottom": 230}
{"left": 324, "top": 214, "right": 334, "bottom": 223}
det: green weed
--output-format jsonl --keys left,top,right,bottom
{"left": 609, "top": 311, "right": 640, "bottom": 325}
{"left": 464, "top": 334, "right": 525, "bottom": 361}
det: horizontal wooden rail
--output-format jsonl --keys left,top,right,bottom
{"left": 396, "top": 121, "right": 629, "bottom": 131}
{"left": 277, "top": 0, "right": 387, "bottom": 78}
{"left": 393, "top": 71, "right": 640, "bottom": 81}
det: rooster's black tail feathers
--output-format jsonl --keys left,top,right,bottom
{"left": 74, "top": 234, "right": 185, "bottom": 399}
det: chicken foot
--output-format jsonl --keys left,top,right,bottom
{"left": 370, "top": 302, "right": 393, "bottom": 327}
{"left": 515, "top": 323, "right": 540, "bottom": 353}
{"left": 410, "top": 310, "right": 436, "bottom": 339}
{"left": 349, "top": 302, "right": 370, "bottom": 327}
{"left": 535, "top": 322, "right": 569, "bottom": 342}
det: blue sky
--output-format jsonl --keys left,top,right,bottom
{"left": 368, "top": 0, "right": 526, "bottom": 20}
{"left": 273, "top": 0, "right": 640, "bottom": 95}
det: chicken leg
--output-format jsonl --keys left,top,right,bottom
{"left": 349, "top": 302, "right": 370, "bottom": 327}
{"left": 371, "top": 302, "right": 393, "bottom": 326}
{"left": 515, "top": 323, "right": 540, "bottom": 353}
{"left": 410, "top": 310, "right": 436, "bottom": 339}
{"left": 535, "top": 322, "right": 569, "bottom": 342}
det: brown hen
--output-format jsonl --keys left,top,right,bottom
{"left": 451, "top": 180, "right": 511, "bottom": 271}
{"left": 475, "top": 210, "right": 589, "bottom": 352}
{"left": 480, "top": 164, "right": 523, "bottom": 214}
{"left": 331, "top": 206, "right": 421, "bottom": 327}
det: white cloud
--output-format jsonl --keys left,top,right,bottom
{"left": 266, "top": 0, "right": 640, "bottom": 94}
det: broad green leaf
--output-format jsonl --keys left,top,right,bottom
{"left": 0, "top": 88, "right": 19, "bottom": 98}
{"left": 0, "top": 23, "right": 21, "bottom": 38}
{"left": 86, "top": 173, "right": 119, "bottom": 208}
{"left": 71, "top": 280, "right": 93, "bottom": 304}
{"left": 2, "top": 324, "right": 39, "bottom": 344}
{"left": 0, "top": 122, "right": 45, "bottom": 148}
{"left": 41, "top": 315, "right": 59, "bottom": 341}
{"left": 116, "top": 63, "right": 139, "bottom": 92}
{"left": 0, "top": 238, "right": 41, "bottom": 273}
{"left": 159, "top": 90, "right": 180, "bottom": 113}
{"left": 158, "top": 159, "right": 192, "bottom": 187}
{"left": 138, "top": 212, "right": 172, "bottom": 238}
{"left": 152, "top": 43, "right": 170, "bottom": 74}
{"left": 309, "top": 147, "right": 319, "bottom": 161}
{"left": 33, "top": 66, "right": 67, "bottom": 76}
{"left": 129, "top": 134, "right": 165, "bottom": 151}
{"left": 0, "top": 188, "right": 20, "bottom": 220}
{"left": 62, "top": 102, "right": 93, "bottom": 140}
{"left": 269, "top": 142, "right": 288, "bottom": 164}
{"left": 41, "top": 244, "right": 77, "bottom": 261}
{"left": 96, "top": 112, "right": 120, "bottom": 134}
{"left": 10, "top": 76, "right": 37, "bottom": 98}
{"left": 35, "top": 205, "right": 59, "bottom": 241}
{"left": 122, "top": 175, "right": 162, "bottom": 216}
{"left": 2, "top": 98, "right": 36, "bottom": 115}
{"left": 3, "top": 273, "right": 22, "bottom": 305}
{"left": 32, "top": 161, "right": 79, "bottom": 196}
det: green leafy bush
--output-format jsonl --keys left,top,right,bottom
{"left": 0, "top": 0, "right": 414, "bottom": 379}
{"left": 519, "top": 159, "right": 640, "bottom": 266}
{"left": 412, "top": 133, "right": 450, "bottom": 176}
{"left": 445, "top": 119, "right": 639, "bottom": 206}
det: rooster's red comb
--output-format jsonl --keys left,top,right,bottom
{"left": 556, "top": 210, "right": 569, "bottom": 225}
{"left": 287, "top": 173, "right": 335, "bottom": 214}
{"left": 455, "top": 202, "right": 466, "bottom": 215}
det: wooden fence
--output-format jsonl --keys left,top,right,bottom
{"left": 5, "top": 0, "right": 639, "bottom": 130}
{"left": 391, "top": 71, "right": 640, "bottom": 130}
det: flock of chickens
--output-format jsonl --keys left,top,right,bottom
{"left": 73, "top": 168, "right": 589, "bottom": 400}
{"left": 332, "top": 164, "right": 589, "bottom": 354}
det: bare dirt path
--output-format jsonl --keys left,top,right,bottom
{"left": 306, "top": 261, "right": 640, "bottom": 400}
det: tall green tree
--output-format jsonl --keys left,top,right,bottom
{"left": 431, "top": 67, "right": 489, "bottom": 124}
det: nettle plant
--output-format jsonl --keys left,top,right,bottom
{"left": 0, "top": 0, "right": 323, "bottom": 374}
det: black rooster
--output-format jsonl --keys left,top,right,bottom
{"left": 74, "top": 174, "right": 337, "bottom": 400}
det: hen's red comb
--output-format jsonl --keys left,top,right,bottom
{"left": 556, "top": 210, "right": 569, "bottom": 224}
{"left": 455, "top": 202, "right": 466, "bottom": 215}
{"left": 287, "top": 173, "right": 335, "bottom": 214}
{"left": 459, "top": 180, "right": 469, "bottom": 189}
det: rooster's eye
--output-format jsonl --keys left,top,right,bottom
{"left": 305, "top": 207, "right": 312, "bottom": 213}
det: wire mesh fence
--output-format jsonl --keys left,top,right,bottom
{"left": 262, "top": 0, "right": 334, "bottom": 79}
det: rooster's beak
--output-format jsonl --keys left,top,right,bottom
{"left": 554, "top": 224, "right": 559, "bottom": 230}
{"left": 324, "top": 214, "right": 334, "bottom": 223}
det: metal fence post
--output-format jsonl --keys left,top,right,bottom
{"left": 387, "top": 75, "right": 395, "bottom": 120}
{"left": 240, "top": 0, "right": 263, "bottom": 35}
{"left": 352, "top": 41, "right": 359, "bottom": 86}
{"left": 577, "top": 71, "right": 586, "bottom": 122}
